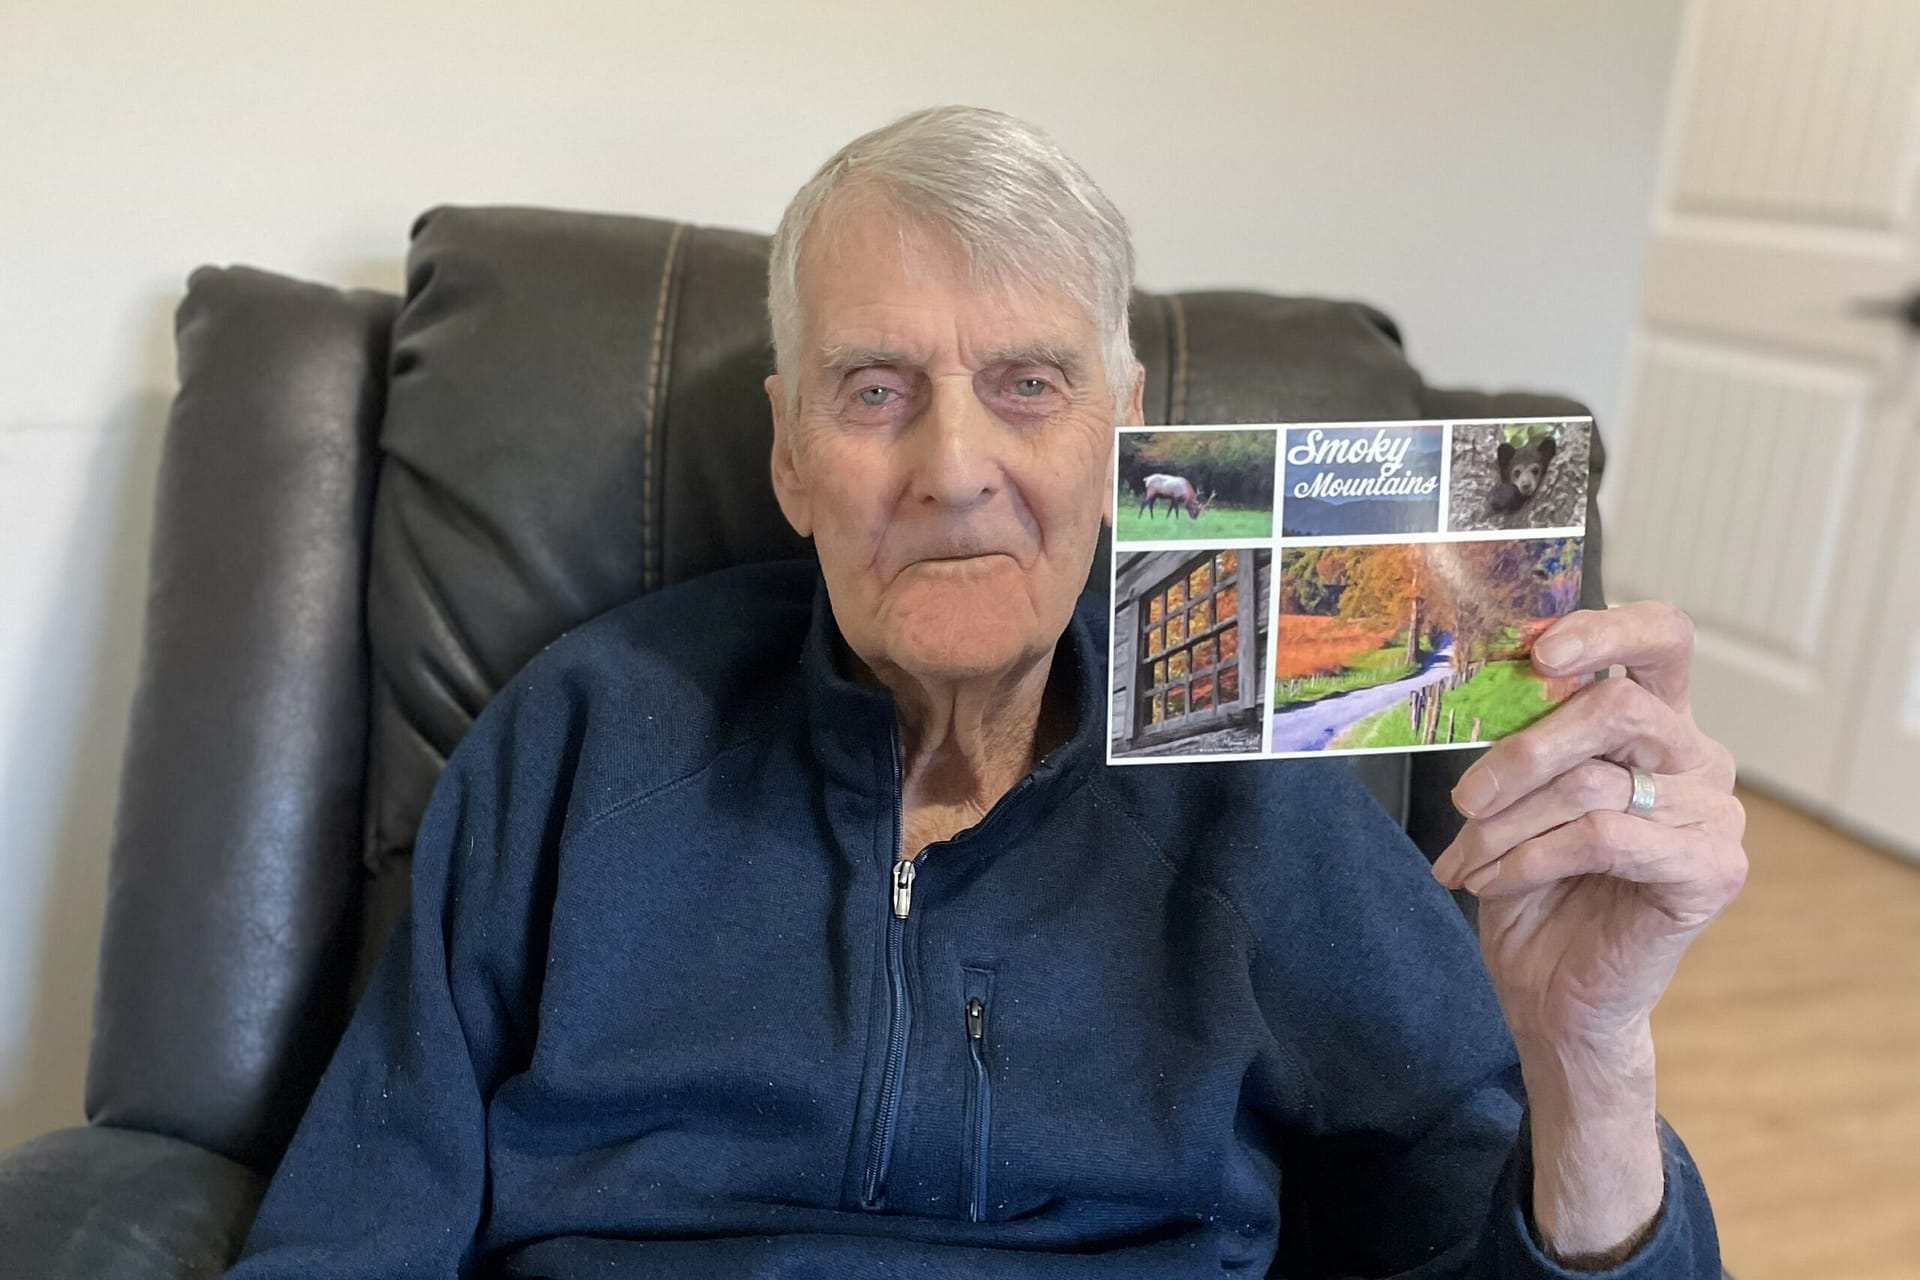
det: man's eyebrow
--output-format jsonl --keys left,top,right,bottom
{"left": 814, "top": 340, "right": 1091, "bottom": 380}
{"left": 818, "top": 344, "right": 919, "bottom": 373}
{"left": 983, "top": 342, "right": 1088, "bottom": 380}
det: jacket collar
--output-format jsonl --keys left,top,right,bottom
{"left": 799, "top": 566, "right": 1106, "bottom": 838}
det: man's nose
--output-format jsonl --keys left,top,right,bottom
{"left": 909, "top": 377, "right": 1001, "bottom": 510}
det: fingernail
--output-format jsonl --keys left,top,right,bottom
{"left": 1453, "top": 768, "right": 1498, "bottom": 817}
{"left": 1464, "top": 860, "right": 1502, "bottom": 895}
{"left": 1533, "top": 633, "right": 1582, "bottom": 670}
{"left": 1431, "top": 845, "right": 1459, "bottom": 884}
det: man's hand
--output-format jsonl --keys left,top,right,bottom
{"left": 1429, "top": 600, "right": 1747, "bottom": 1262}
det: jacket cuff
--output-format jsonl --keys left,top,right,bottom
{"left": 1496, "top": 1110, "right": 1720, "bottom": 1278}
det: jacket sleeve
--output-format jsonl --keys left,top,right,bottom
{"left": 224, "top": 680, "right": 562, "bottom": 1279}
{"left": 1249, "top": 765, "right": 1722, "bottom": 1280}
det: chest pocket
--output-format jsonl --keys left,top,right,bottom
{"left": 952, "top": 947, "right": 1264, "bottom": 1230}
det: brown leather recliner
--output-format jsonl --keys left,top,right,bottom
{"left": 0, "top": 207, "right": 1605, "bottom": 1278}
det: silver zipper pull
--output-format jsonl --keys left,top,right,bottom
{"left": 891, "top": 858, "right": 917, "bottom": 919}
{"left": 966, "top": 997, "right": 984, "bottom": 1041}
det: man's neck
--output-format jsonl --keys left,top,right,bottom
{"left": 856, "top": 645, "right": 1075, "bottom": 859}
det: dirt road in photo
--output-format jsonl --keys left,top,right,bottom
{"left": 1269, "top": 643, "right": 1454, "bottom": 752}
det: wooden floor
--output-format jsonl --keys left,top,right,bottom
{"left": 1652, "top": 785, "right": 1920, "bottom": 1280}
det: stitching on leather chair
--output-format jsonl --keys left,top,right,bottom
{"left": 1151, "top": 294, "right": 1174, "bottom": 426}
{"left": 640, "top": 221, "right": 688, "bottom": 591}
{"left": 1166, "top": 292, "right": 1190, "bottom": 425}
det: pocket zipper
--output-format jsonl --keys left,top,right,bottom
{"left": 963, "top": 992, "right": 991, "bottom": 1222}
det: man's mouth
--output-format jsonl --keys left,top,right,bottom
{"left": 907, "top": 551, "right": 1015, "bottom": 574}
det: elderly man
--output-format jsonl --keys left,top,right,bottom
{"left": 228, "top": 107, "right": 1743, "bottom": 1278}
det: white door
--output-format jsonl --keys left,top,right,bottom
{"left": 1837, "top": 351, "right": 1920, "bottom": 855}
{"left": 1606, "top": 0, "right": 1920, "bottom": 857}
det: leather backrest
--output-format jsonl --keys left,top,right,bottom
{"left": 361, "top": 211, "right": 804, "bottom": 884}
{"left": 88, "top": 267, "right": 394, "bottom": 1169}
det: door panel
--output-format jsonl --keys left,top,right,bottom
{"left": 1672, "top": 0, "right": 1920, "bottom": 228}
{"left": 1611, "top": 336, "right": 1899, "bottom": 798}
{"left": 1610, "top": 0, "right": 1918, "bottom": 848}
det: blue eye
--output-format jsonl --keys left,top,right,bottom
{"left": 1013, "top": 378, "right": 1049, "bottom": 397}
{"left": 858, "top": 386, "right": 893, "bottom": 406}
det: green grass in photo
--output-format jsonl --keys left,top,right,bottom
{"left": 1329, "top": 659, "right": 1552, "bottom": 749}
{"left": 1113, "top": 502, "right": 1271, "bottom": 543}
{"left": 1272, "top": 646, "right": 1416, "bottom": 711}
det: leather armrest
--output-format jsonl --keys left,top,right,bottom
{"left": 89, "top": 267, "right": 396, "bottom": 1169}
{"left": 0, "top": 1125, "right": 265, "bottom": 1280}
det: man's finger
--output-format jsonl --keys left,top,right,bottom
{"left": 1432, "top": 763, "right": 1728, "bottom": 889}
{"left": 1463, "top": 812, "right": 1737, "bottom": 910}
{"left": 1531, "top": 600, "right": 1696, "bottom": 712}
{"left": 1451, "top": 677, "right": 1708, "bottom": 819}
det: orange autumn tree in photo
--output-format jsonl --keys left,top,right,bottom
{"left": 1275, "top": 545, "right": 1411, "bottom": 681}
{"left": 1272, "top": 615, "right": 1399, "bottom": 682}
{"left": 1275, "top": 540, "right": 1580, "bottom": 676}
{"left": 1332, "top": 543, "right": 1432, "bottom": 665}
{"left": 1420, "top": 540, "right": 1575, "bottom": 669}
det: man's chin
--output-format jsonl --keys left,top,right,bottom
{"left": 882, "top": 556, "right": 1041, "bottom": 678}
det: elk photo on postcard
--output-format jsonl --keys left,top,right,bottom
{"left": 1114, "top": 428, "right": 1276, "bottom": 543}
{"left": 1269, "top": 538, "right": 1583, "bottom": 753}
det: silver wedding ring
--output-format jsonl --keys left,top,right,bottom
{"left": 1625, "top": 766, "right": 1657, "bottom": 817}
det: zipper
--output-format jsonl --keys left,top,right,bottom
{"left": 962, "top": 969, "right": 994, "bottom": 1222}
{"left": 860, "top": 721, "right": 914, "bottom": 1208}
{"left": 860, "top": 714, "right": 1028, "bottom": 1212}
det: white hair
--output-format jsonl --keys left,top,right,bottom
{"left": 768, "top": 105, "right": 1139, "bottom": 409}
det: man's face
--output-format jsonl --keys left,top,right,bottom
{"left": 768, "top": 197, "right": 1143, "bottom": 685}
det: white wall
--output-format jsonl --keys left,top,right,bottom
{"left": 0, "top": 1, "right": 1681, "bottom": 1146}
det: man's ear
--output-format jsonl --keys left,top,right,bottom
{"left": 766, "top": 373, "right": 813, "bottom": 538}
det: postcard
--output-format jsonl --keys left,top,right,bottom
{"left": 1107, "top": 417, "right": 1592, "bottom": 764}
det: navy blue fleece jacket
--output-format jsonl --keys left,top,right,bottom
{"left": 228, "top": 560, "right": 1720, "bottom": 1278}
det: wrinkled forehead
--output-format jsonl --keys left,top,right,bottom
{"left": 792, "top": 186, "right": 1099, "bottom": 363}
